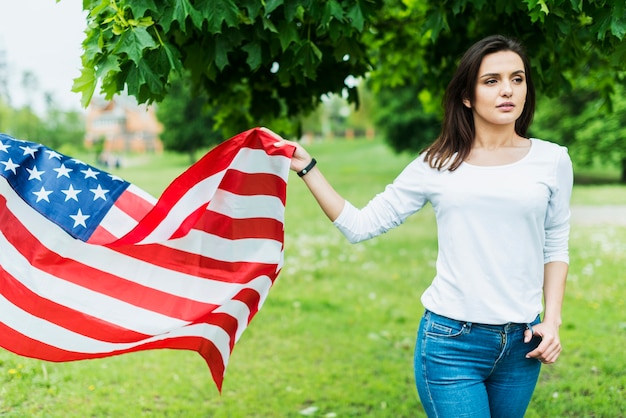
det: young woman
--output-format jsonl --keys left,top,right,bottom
{"left": 272, "top": 34, "right": 573, "bottom": 418}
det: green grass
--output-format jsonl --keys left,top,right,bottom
{"left": 1, "top": 138, "right": 624, "bottom": 417}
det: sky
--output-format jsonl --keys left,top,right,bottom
{"left": 0, "top": 0, "right": 87, "bottom": 111}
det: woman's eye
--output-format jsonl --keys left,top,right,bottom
{"left": 485, "top": 79, "right": 497, "bottom": 85}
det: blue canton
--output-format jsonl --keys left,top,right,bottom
{"left": 0, "top": 133, "right": 131, "bottom": 241}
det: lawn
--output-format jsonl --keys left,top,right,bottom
{"left": 1, "top": 137, "right": 624, "bottom": 417}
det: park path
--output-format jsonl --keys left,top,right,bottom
{"left": 570, "top": 205, "right": 626, "bottom": 226}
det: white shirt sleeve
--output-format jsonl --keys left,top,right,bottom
{"left": 333, "top": 156, "right": 430, "bottom": 243}
{"left": 543, "top": 146, "right": 573, "bottom": 264}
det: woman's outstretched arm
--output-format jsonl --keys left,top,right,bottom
{"left": 267, "top": 128, "right": 346, "bottom": 222}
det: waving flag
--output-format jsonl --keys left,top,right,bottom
{"left": 0, "top": 127, "right": 294, "bottom": 390}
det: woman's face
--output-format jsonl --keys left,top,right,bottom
{"left": 463, "top": 50, "right": 527, "bottom": 129}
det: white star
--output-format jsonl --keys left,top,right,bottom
{"left": 0, "top": 141, "right": 9, "bottom": 153}
{"left": 70, "top": 209, "right": 90, "bottom": 228}
{"left": 1, "top": 158, "right": 20, "bottom": 174}
{"left": 53, "top": 163, "right": 73, "bottom": 178}
{"left": 61, "top": 184, "right": 82, "bottom": 202}
{"left": 33, "top": 186, "right": 53, "bottom": 203}
{"left": 90, "top": 184, "right": 109, "bottom": 201}
{"left": 26, "top": 165, "right": 45, "bottom": 181}
{"left": 81, "top": 167, "right": 99, "bottom": 179}
{"left": 20, "top": 145, "right": 38, "bottom": 158}
{"left": 70, "top": 158, "right": 86, "bottom": 165}
{"left": 108, "top": 174, "right": 124, "bottom": 182}
{"left": 45, "top": 149, "right": 62, "bottom": 160}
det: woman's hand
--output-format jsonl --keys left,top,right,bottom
{"left": 261, "top": 127, "right": 313, "bottom": 172}
{"left": 524, "top": 321, "right": 562, "bottom": 364}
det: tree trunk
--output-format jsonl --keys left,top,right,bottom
{"left": 622, "top": 158, "right": 626, "bottom": 184}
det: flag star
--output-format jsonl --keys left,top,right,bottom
{"left": 33, "top": 186, "right": 53, "bottom": 203}
{"left": 53, "top": 163, "right": 73, "bottom": 178}
{"left": 26, "top": 165, "right": 45, "bottom": 181}
{"left": 20, "top": 145, "right": 38, "bottom": 158}
{"left": 1, "top": 158, "right": 20, "bottom": 174}
{"left": 81, "top": 167, "right": 99, "bottom": 179}
{"left": 0, "top": 141, "right": 9, "bottom": 152}
{"left": 90, "top": 184, "right": 109, "bottom": 201}
{"left": 70, "top": 209, "right": 90, "bottom": 228}
{"left": 45, "top": 149, "right": 63, "bottom": 160}
{"left": 108, "top": 174, "right": 124, "bottom": 182}
{"left": 70, "top": 158, "right": 86, "bottom": 165}
{"left": 61, "top": 184, "right": 82, "bottom": 202}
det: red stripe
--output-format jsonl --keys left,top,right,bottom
{"left": 89, "top": 225, "right": 118, "bottom": 243}
{"left": 109, "top": 243, "right": 279, "bottom": 284}
{"left": 0, "top": 265, "right": 151, "bottom": 343}
{"left": 0, "top": 321, "right": 227, "bottom": 390}
{"left": 114, "top": 188, "right": 154, "bottom": 222}
{"left": 194, "top": 210, "right": 285, "bottom": 240}
{"left": 219, "top": 170, "right": 287, "bottom": 205}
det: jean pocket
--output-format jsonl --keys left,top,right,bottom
{"left": 425, "top": 316, "right": 467, "bottom": 338}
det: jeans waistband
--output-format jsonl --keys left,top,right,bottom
{"left": 425, "top": 310, "right": 539, "bottom": 333}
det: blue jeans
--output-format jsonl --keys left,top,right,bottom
{"left": 414, "top": 310, "right": 542, "bottom": 418}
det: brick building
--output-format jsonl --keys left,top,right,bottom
{"left": 85, "top": 95, "right": 163, "bottom": 155}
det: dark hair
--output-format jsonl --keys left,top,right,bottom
{"left": 424, "top": 35, "right": 536, "bottom": 171}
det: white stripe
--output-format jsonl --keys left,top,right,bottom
{"left": 163, "top": 232, "right": 283, "bottom": 264}
{"left": 99, "top": 185, "right": 157, "bottom": 238}
{"left": 0, "top": 231, "right": 188, "bottom": 335}
{"left": 230, "top": 148, "right": 292, "bottom": 176}
{"left": 208, "top": 190, "right": 286, "bottom": 221}
{"left": 126, "top": 183, "right": 158, "bottom": 205}
{"left": 4, "top": 184, "right": 278, "bottom": 306}
{"left": 98, "top": 204, "right": 138, "bottom": 238}
{"left": 0, "top": 294, "right": 232, "bottom": 366}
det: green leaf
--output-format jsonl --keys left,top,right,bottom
{"left": 242, "top": 41, "right": 263, "bottom": 70}
{"left": 198, "top": 0, "right": 241, "bottom": 33}
{"left": 296, "top": 40, "right": 322, "bottom": 79}
{"left": 95, "top": 54, "right": 121, "bottom": 78}
{"left": 160, "top": 0, "right": 201, "bottom": 33}
{"left": 72, "top": 66, "right": 97, "bottom": 108}
{"left": 326, "top": 0, "right": 345, "bottom": 22}
{"left": 276, "top": 20, "right": 299, "bottom": 51}
{"left": 128, "top": 0, "right": 158, "bottom": 19}
{"left": 262, "top": 15, "right": 279, "bottom": 33}
{"left": 162, "top": 43, "right": 183, "bottom": 73}
{"left": 265, "top": 0, "right": 283, "bottom": 15}
{"left": 240, "top": 0, "right": 263, "bottom": 20}
{"left": 214, "top": 35, "right": 231, "bottom": 70}
{"left": 116, "top": 26, "right": 157, "bottom": 63}
{"left": 347, "top": 2, "right": 365, "bottom": 31}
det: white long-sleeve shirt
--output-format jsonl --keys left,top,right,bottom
{"left": 333, "top": 138, "right": 573, "bottom": 324}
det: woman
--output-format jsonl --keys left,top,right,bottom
{"left": 272, "top": 34, "right": 573, "bottom": 417}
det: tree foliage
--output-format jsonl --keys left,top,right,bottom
{"left": 532, "top": 83, "right": 626, "bottom": 182}
{"left": 73, "top": 0, "right": 626, "bottom": 167}
{"left": 155, "top": 76, "right": 233, "bottom": 162}
{"left": 74, "top": 0, "right": 380, "bottom": 136}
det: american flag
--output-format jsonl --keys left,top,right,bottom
{"left": 0, "top": 127, "right": 294, "bottom": 390}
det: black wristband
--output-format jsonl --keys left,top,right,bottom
{"left": 297, "top": 158, "right": 317, "bottom": 177}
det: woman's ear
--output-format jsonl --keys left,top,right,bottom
{"left": 463, "top": 98, "right": 471, "bottom": 108}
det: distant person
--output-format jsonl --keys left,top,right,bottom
{"left": 272, "top": 34, "right": 573, "bottom": 417}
